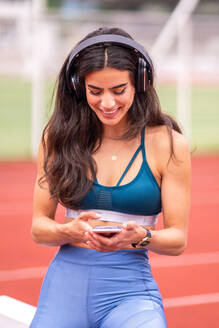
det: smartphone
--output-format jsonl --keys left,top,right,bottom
{"left": 92, "top": 225, "right": 122, "bottom": 237}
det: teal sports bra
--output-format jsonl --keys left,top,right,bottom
{"left": 68, "top": 129, "right": 161, "bottom": 218}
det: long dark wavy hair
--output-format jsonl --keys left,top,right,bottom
{"left": 41, "top": 27, "right": 182, "bottom": 209}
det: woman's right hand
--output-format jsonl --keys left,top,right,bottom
{"left": 63, "top": 211, "right": 101, "bottom": 244}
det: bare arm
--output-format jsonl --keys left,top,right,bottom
{"left": 31, "top": 141, "right": 100, "bottom": 246}
{"left": 146, "top": 131, "right": 191, "bottom": 255}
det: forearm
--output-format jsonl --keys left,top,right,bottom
{"left": 31, "top": 216, "right": 78, "bottom": 246}
{"left": 146, "top": 227, "right": 187, "bottom": 256}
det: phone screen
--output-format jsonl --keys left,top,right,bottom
{"left": 92, "top": 225, "right": 122, "bottom": 237}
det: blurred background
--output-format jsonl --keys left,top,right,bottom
{"left": 0, "top": 0, "right": 218, "bottom": 159}
{"left": 0, "top": 1, "right": 219, "bottom": 328}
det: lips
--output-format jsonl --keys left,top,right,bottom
{"left": 100, "top": 107, "right": 121, "bottom": 119}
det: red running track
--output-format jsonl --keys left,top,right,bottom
{"left": 0, "top": 156, "right": 219, "bottom": 327}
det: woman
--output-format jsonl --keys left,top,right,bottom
{"left": 30, "top": 27, "right": 191, "bottom": 327}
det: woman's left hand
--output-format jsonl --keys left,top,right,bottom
{"left": 84, "top": 221, "right": 146, "bottom": 252}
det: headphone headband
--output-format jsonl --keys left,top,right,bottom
{"left": 66, "top": 34, "right": 153, "bottom": 98}
{"left": 66, "top": 34, "right": 152, "bottom": 75}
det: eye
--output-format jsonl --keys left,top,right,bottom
{"left": 88, "top": 89, "right": 102, "bottom": 96}
{"left": 113, "top": 87, "right": 126, "bottom": 95}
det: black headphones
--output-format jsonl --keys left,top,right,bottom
{"left": 66, "top": 34, "right": 153, "bottom": 99}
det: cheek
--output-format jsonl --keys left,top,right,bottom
{"left": 86, "top": 92, "right": 97, "bottom": 109}
{"left": 121, "top": 92, "right": 135, "bottom": 108}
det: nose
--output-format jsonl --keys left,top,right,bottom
{"left": 100, "top": 93, "right": 116, "bottom": 110}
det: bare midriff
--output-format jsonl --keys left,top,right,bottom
{"left": 64, "top": 217, "right": 154, "bottom": 250}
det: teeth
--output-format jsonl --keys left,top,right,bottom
{"left": 102, "top": 108, "right": 119, "bottom": 114}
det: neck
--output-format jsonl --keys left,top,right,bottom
{"left": 103, "top": 123, "right": 128, "bottom": 140}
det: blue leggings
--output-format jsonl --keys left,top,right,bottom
{"left": 30, "top": 245, "right": 167, "bottom": 328}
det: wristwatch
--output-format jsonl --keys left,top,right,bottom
{"left": 132, "top": 228, "right": 152, "bottom": 248}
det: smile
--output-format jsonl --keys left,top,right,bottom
{"left": 101, "top": 108, "right": 120, "bottom": 114}
{"left": 99, "top": 107, "right": 121, "bottom": 119}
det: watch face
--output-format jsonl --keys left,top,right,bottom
{"left": 132, "top": 229, "right": 152, "bottom": 248}
{"left": 140, "top": 240, "right": 150, "bottom": 247}
{"left": 139, "top": 238, "right": 149, "bottom": 246}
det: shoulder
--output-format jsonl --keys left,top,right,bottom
{"left": 145, "top": 125, "right": 191, "bottom": 172}
{"left": 146, "top": 125, "right": 190, "bottom": 154}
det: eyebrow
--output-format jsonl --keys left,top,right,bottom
{"left": 87, "top": 83, "right": 128, "bottom": 90}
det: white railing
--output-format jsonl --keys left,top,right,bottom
{"left": 151, "top": 0, "right": 200, "bottom": 142}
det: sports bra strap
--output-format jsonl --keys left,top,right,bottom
{"left": 116, "top": 144, "right": 142, "bottom": 186}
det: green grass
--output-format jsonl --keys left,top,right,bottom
{"left": 158, "top": 85, "right": 219, "bottom": 153}
{"left": 0, "top": 76, "right": 218, "bottom": 160}
{"left": 191, "top": 87, "right": 219, "bottom": 152}
{"left": 0, "top": 77, "right": 31, "bottom": 159}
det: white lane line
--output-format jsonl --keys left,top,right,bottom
{"left": 1, "top": 251, "right": 219, "bottom": 282}
{"left": 164, "top": 293, "right": 219, "bottom": 308}
{"left": 150, "top": 251, "right": 219, "bottom": 268}
{"left": 0, "top": 267, "right": 47, "bottom": 281}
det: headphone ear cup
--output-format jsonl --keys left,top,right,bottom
{"left": 71, "top": 74, "right": 82, "bottom": 99}
{"left": 136, "top": 58, "right": 147, "bottom": 93}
